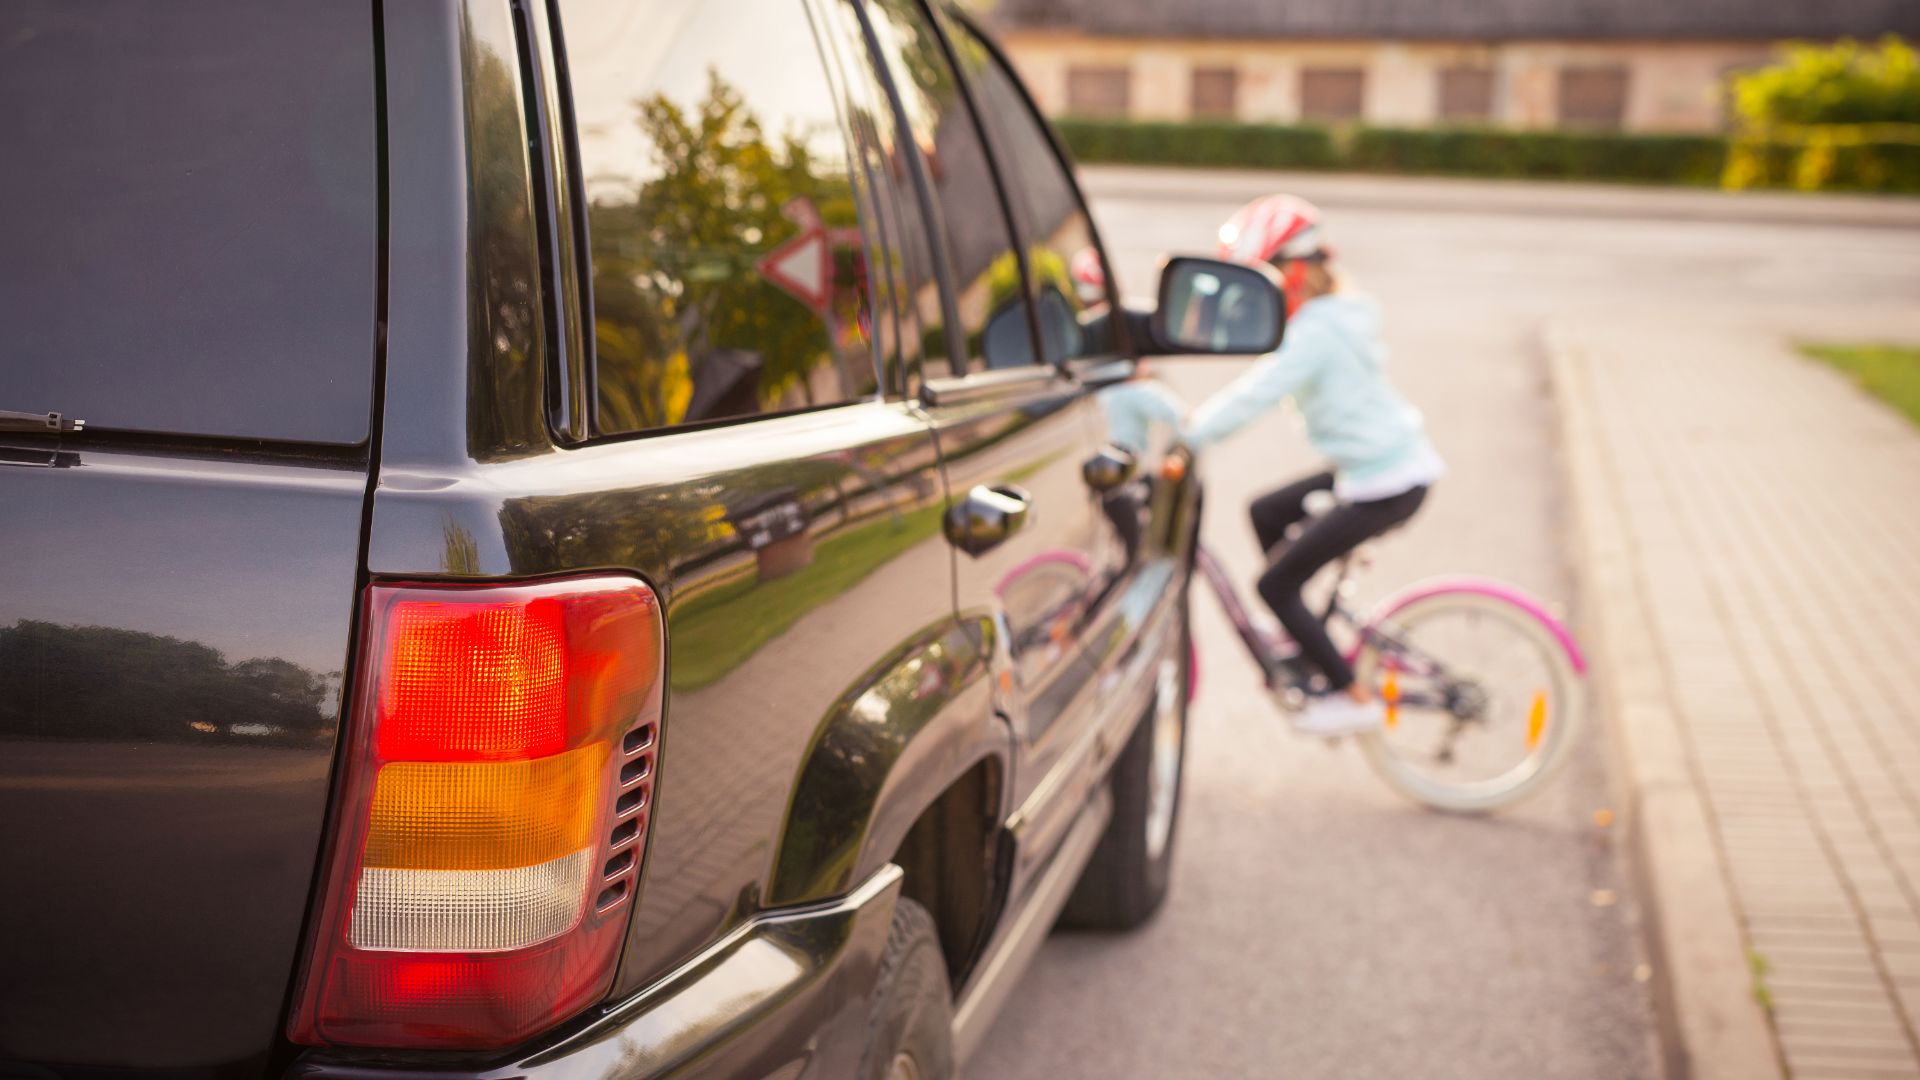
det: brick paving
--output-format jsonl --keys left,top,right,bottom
{"left": 1558, "top": 317, "right": 1920, "bottom": 1079}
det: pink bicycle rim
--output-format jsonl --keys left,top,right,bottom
{"left": 1348, "top": 576, "right": 1587, "bottom": 675}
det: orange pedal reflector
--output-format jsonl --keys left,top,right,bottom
{"left": 1526, "top": 691, "right": 1549, "bottom": 750}
{"left": 1382, "top": 669, "right": 1400, "bottom": 730}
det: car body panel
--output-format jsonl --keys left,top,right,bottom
{"left": 0, "top": 0, "right": 380, "bottom": 1069}
{"left": 767, "top": 616, "right": 1009, "bottom": 907}
{"left": 363, "top": 404, "right": 960, "bottom": 1005}
{"left": 919, "top": 376, "right": 1111, "bottom": 892}
{"left": 0, "top": 446, "right": 368, "bottom": 1073}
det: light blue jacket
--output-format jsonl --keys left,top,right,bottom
{"left": 1096, "top": 378, "right": 1185, "bottom": 453}
{"left": 1183, "top": 293, "right": 1440, "bottom": 491}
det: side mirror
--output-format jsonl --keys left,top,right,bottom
{"left": 1148, "top": 256, "right": 1286, "bottom": 356}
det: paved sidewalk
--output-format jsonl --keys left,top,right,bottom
{"left": 1554, "top": 318, "right": 1920, "bottom": 1080}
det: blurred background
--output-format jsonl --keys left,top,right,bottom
{"left": 975, "top": 0, "right": 1920, "bottom": 194}
{"left": 957, "top": 2, "right": 1920, "bottom": 1078}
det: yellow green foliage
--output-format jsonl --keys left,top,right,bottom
{"left": 1731, "top": 37, "right": 1920, "bottom": 128}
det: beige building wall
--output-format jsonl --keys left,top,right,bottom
{"left": 1000, "top": 33, "right": 1779, "bottom": 132}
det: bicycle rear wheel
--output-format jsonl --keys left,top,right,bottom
{"left": 1351, "top": 586, "right": 1583, "bottom": 813}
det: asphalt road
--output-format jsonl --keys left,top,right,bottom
{"left": 969, "top": 168, "right": 1920, "bottom": 1079}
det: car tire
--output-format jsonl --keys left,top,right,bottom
{"left": 857, "top": 897, "right": 954, "bottom": 1080}
{"left": 1059, "top": 598, "right": 1190, "bottom": 930}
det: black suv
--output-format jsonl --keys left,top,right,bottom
{"left": 0, "top": 2, "right": 1281, "bottom": 1077}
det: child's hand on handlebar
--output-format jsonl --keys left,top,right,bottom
{"left": 1161, "top": 441, "right": 1195, "bottom": 482}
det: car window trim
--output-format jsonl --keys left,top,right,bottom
{"left": 534, "top": 0, "right": 601, "bottom": 441}
{"left": 837, "top": 0, "right": 973, "bottom": 401}
{"left": 920, "top": 365, "right": 1069, "bottom": 407}
{"left": 512, "top": 0, "right": 591, "bottom": 443}
{"left": 800, "top": 0, "right": 899, "bottom": 404}
{"left": 812, "top": 0, "right": 937, "bottom": 401}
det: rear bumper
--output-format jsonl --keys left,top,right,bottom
{"left": 288, "top": 865, "right": 903, "bottom": 1080}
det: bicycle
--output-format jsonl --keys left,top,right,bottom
{"left": 1192, "top": 491, "right": 1588, "bottom": 813}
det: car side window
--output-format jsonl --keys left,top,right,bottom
{"left": 556, "top": 0, "right": 882, "bottom": 434}
{"left": 939, "top": 13, "right": 1118, "bottom": 364}
{"left": 859, "top": 0, "right": 1041, "bottom": 372}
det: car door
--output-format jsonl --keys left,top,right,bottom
{"left": 536, "top": 0, "right": 973, "bottom": 991}
{"left": 855, "top": 0, "right": 1119, "bottom": 893}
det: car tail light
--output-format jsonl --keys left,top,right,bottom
{"left": 289, "top": 576, "right": 663, "bottom": 1050}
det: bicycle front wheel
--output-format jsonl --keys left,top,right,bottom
{"left": 1352, "top": 585, "right": 1584, "bottom": 813}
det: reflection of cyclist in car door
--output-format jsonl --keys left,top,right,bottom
{"left": 1183, "top": 194, "right": 1445, "bottom": 736}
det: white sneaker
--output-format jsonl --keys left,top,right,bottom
{"left": 1291, "top": 695, "right": 1385, "bottom": 737}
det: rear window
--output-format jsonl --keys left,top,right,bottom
{"left": 0, "top": 3, "right": 378, "bottom": 444}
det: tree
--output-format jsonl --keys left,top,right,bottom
{"left": 1724, "top": 37, "right": 1920, "bottom": 193}
{"left": 1731, "top": 36, "right": 1920, "bottom": 128}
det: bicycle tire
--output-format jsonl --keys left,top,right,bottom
{"left": 1352, "top": 586, "right": 1584, "bottom": 813}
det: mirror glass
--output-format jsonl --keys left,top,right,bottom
{"left": 1154, "top": 258, "right": 1283, "bottom": 355}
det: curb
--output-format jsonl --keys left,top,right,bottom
{"left": 1545, "top": 326, "right": 1785, "bottom": 1080}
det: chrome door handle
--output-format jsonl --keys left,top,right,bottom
{"left": 944, "top": 484, "right": 1032, "bottom": 556}
{"left": 1081, "top": 445, "right": 1137, "bottom": 492}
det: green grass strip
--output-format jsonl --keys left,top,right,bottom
{"left": 1800, "top": 342, "right": 1920, "bottom": 427}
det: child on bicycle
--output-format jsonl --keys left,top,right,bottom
{"left": 1183, "top": 194, "right": 1444, "bottom": 736}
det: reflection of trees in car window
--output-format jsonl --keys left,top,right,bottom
{"left": 558, "top": 0, "right": 878, "bottom": 434}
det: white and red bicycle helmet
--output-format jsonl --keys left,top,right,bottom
{"left": 1069, "top": 245, "right": 1107, "bottom": 308}
{"left": 1216, "top": 194, "right": 1331, "bottom": 316}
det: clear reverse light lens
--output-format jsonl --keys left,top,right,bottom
{"left": 349, "top": 850, "right": 593, "bottom": 952}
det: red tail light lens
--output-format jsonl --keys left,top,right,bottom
{"left": 289, "top": 576, "right": 663, "bottom": 1050}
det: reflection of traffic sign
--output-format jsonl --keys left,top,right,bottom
{"left": 756, "top": 197, "right": 834, "bottom": 314}
{"left": 757, "top": 227, "right": 832, "bottom": 314}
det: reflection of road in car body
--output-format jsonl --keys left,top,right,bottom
{"left": 724, "top": 486, "right": 812, "bottom": 581}
{"left": 993, "top": 550, "right": 1093, "bottom": 688}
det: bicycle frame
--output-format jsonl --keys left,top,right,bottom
{"left": 1194, "top": 543, "right": 1468, "bottom": 708}
{"left": 1189, "top": 537, "right": 1590, "bottom": 810}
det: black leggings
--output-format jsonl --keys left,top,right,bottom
{"left": 1250, "top": 471, "right": 1429, "bottom": 690}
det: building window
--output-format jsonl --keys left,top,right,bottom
{"left": 1558, "top": 66, "right": 1630, "bottom": 130}
{"left": 1066, "top": 66, "right": 1130, "bottom": 118}
{"left": 1300, "top": 68, "right": 1365, "bottom": 123}
{"left": 1191, "top": 66, "right": 1238, "bottom": 120}
{"left": 1437, "top": 67, "right": 1495, "bottom": 123}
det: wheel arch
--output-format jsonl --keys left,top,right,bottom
{"left": 767, "top": 616, "right": 1013, "bottom": 916}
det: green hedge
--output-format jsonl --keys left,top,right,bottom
{"left": 1051, "top": 117, "right": 1920, "bottom": 192}
{"left": 1725, "top": 124, "right": 1920, "bottom": 193}
{"left": 1053, "top": 119, "right": 1341, "bottom": 170}
{"left": 1346, "top": 127, "right": 1727, "bottom": 184}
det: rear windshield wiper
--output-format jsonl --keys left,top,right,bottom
{"left": 0, "top": 409, "right": 86, "bottom": 433}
